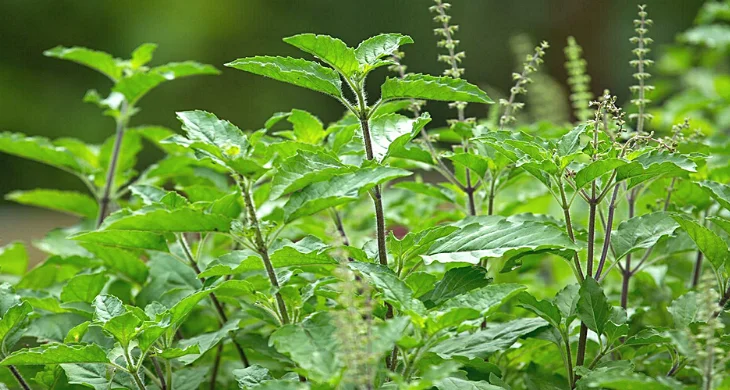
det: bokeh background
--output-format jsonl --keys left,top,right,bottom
{"left": 0, "top": 0, "right": 705, "bottom": 251}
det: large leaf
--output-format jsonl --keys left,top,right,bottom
{"left": 113, "top": 62, "right": 219, "bottom": 104}
{"left": 102, "top": 207, "right": 232, "bottom": 233}
{"left": 282, "top": 166, "right": 411, "bottom": 222}
{"left": 0, "top": 242, "right": 28, "bottom": 276}
{"left": 437, "top": 283, "right": 526, "bottom": 317}
{"left": 368, "top": 113, "right": 431, "bottom": 162}
{"left": 225, "top": 56, "right": 343, "bottom": 97}
{"left": 80, "top": 244, "right": 149, "bottom": 285}
{"left": 615, "top": 150, "right": 696, "bottom": 188}
{"left": 381, "top": 74, "right": 492, "bottom": 103}
{"left": 6, "top": 189, "right": 98, "bottom": 219}
{"left": 611, "top": 212, "right": 679, "bottom": 260}
{"left": 423, "top": 216, "right": 579, "bottom": 264}
{"left": 199, "top": 236, "right": 337, "bottom": 278}
{"left": 62, "top": 363, "right": 136, "bottom": 390}
{"left": 574, "top": 159, "right": 627, "bottom": 189}
{"left": 576, "top": 277, "right": 611, "bottom": 336}
{"left": 0, "top": 344, "right": 110, "bottom": 365}
{"left": 419, "top": 266, "right": 491, "bottom": 308}
{"left": 698, "top": 180, "right": 730, "bottom": 210}
{"left": 672, "top": 214, "right": 729, "bottom": 270}
{"left": 269, "top": 312, "right": 342, "bottom": 383}
{"left": 0, "top": 302, "right": 32, "bottom": 352}
{"left": 517, "top": 292, "right": 562, "bottom": 328}
{"left": 176, "top": 110, "right": 249, "bottom": 156}
{"left": 60, "top": 272, "right": 109, "bottom": 303}
{"left": 429, "top": 318, "right": 548, "bottom": 359}
{"left": 436, "top": 378, "right": 503, "bottom": 390}
{"left": 44, "top": 46, "right": 121, "bottom": 81}
{"left": 283, "top": 34, "right": 359, "bottom": 77}
{"left": 348, "top": 262, "right": 425, "bottom": 315}
{"left": 270, "top": 150, "right": 354, "bottom": 199}
{"left": 355, "top": 33, "right": 413, "bottom": 68}
{"left": 72, "top": 230, "right": 169, "bottom": 252}
{"left": 668, "top": 292, "right": 699, "bottom": 328}
{"left": 0, "top": 132, "right": 83, "bottom": 173}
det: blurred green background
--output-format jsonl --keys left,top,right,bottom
{"left": 0, "top": 0, "right": 704, "bottom": 200}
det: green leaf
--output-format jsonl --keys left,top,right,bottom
{"left": 0, "top": 302, "right": 32, "bottom": 352}
{"left": 573, "top": 159, "right": 627, "bottom": 189}
{"left": 611, "top": 212, "right": 679, "bottom": 260}
{"left": 81, "top": 244, "right": 149, "bottom": 285}
{"left": 113, "top": 62, "right": 219, "bottom": 104}
{"left": 668, "top": 292, "right": 699, "bottom": 328}
{"left": 368, "top": 113, "right": 431, "bottom": 162}
{"left": 283, "top": 166, "right": 411, "bottom": 222}
{"left": 0, "top": 132, "right": 83, "bottom": 173}
{"left": 62, "top": 363, "right": 136, "bottom": 390}
{"left": 233, "top": 365, "right": 273, "bottom": 388}
{"left": 420, "top": 266, "right": 491, "bottom": 308}
{"left": 283, "top": 34, "right": 359, "bottom": 77}
{"left": 381, "top": 74, "right": 492, "bottom": 104}
{"left": 1, "top": 344, "right": 110, "bottom": 365}
{"left": 130, "top": 43, "right": 157, "bottom": 69}
{"left": 60, "top": 273, "right": 109, "bottom": 303}
{"left": 270, "top": 150, "right": 354, "bottom": 199}
{"left": 555, "top": 284, "right": 580, "bottom": 320}
{"left": 447, "top": 153, "right": 491, "bottom": 178}
{"left": 199, "top": 236, "right": 336, "bottom": 278}
{"left": 698, "top": 180, "right": 730, "bottom": 210}
{"left": 556, "top": 124, "right": 586, "bottom": 157}
{"left": 423, "top": 216, "right": 579, "bottom": 264}
{"left": 436, "top": 377, "right": 504, "bottom": 390}
{"left": 6, "top": 189, "right": 98, "bottom": 219}
{"left": 176, "top": 110, "right": 249, "bottom": 157}
{"left": 576, "top": 363, "right": 682, "bottom": 390}
{"left": 355, "top": 33, "right": 413, "bottom": 68}
{"left": 673, "top": 214, "right": 729, "bottom": 270}
{"left": 348, "top": 262, "right": 425, "bottom": 315}
{"left": 437, "top": 283, "right": 526, "bottom": 317}
{"left": 517, "top": 292, "right": 562, "bottom": 327}
{"left": 429, "top": 318, "right": 548, "bottom": 359}
{"left": 103, "top": 207, "right": 232, "bottom": 233}
{"left": 102, "top": 312, "right": 140, "bottom": 347}
{"left": 0, "top": 242, "right": 28, "bottom": 276}
{"left": 92, "top": 295, "right": 126, "bottom": 323}
{"left": 576, "top": 277, "right": 611, "bottom": 336}
{"left": 287, "top": 109, "right": 326, "bottom": 144}
{"left": 44, "top": 46, "right": 121, "bottom": 81}
{"left": 225, "top": 56, "right": 343, "bottom": 97}
{"left": 615, "top": 150, "right": 696, "bottom": 188}
{"left": 72, "top": 230, "right": 168, "bottom": 252}
{"left": 269, "top": 312, "right": 342, "bottom": 383}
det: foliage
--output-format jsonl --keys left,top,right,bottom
{"left": 1, "top": 1, "right": 730, "bottom": 390}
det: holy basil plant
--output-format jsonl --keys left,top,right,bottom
{"left": 1, "top": 1, "right": 730, "bottom": 389}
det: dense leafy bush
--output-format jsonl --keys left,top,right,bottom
{"left": 1, "top": 1, "right": 730, "bottom": 389}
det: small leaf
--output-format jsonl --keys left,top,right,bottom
{"left": 368, "top": 113, "right": 431, "bottom": 162}
{"left": 355, "top": 33, "right": 413, "bottom": 67}
{"left": 0, "top": 302, "right": 32, "bottom": 349}
{"left": 668, "top": 292, "right": 699, "bottom": 328}
{"left": 611, "top": 212, "right": 679, "bottom": 260}
{"left": 92, "top": 295, "right": 126, "bottom": 323}
{"left": 517, "top": 292, "right": 561, "bottom": 327}
{"left": 556, "top": 124, "right": 586, "bottom": 157}
{"left": 381, "top": 74, "right": 492, "bottom": 103}
{"left": 113, "top": 62, "right": 219, "bottom": 104}
{"left": 437, "top": 283, "right": 526, "bottom": 317}
{"left": 270, "top": 150, "right": 354, "bottom": 199}
{"left": 348, "top": 262, "right": 425, "bottom": 315}
{"left": 130, "top": 43, "right": 157, "bottom": 69}
{"left": 60, "top": 273, "right": 109, "bottom": 303}
{"left": 1, "top": 344, "right": 110, "bottom": 365}
{"left": 0, "top": 242, "right": 28, "bottom": 276}
{"left": 576, "top": 277, "right": 611, "bottom": 336}
{"left": 673, "top": 214, "right": 729, "bottom": 270}
{"left": 62, "top": 363, "right": 137, "bottom": 390}
{"left": 225, "top": 56, "right": 343, "bottom": 97}
{"left": 283, "top": 33, "right": 359, "bottom": 77}
{"left": 44, "top": 46, "right": 121, "bottom": 81}
{"left": 103, "top": 312, "right": 141, "bottom": 347}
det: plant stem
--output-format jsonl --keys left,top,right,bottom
{"left": 96, "top": 100, "right": 129, "bottom": 228}
{"left": 358, "top": 116, "right": 389, "bottom": 266}
{"left": 151, "top": 357, "right": 167, "bottom": 390}
{"left": 209, "top": 343, "right": 224, "bottom": 390}
{"left": 595, "top": 184, "right": 620, "bottom": 279}
{"left": 178, "top": 234, "right": 250, "bottom": 366}
{"left": 564, "top": 333, "right": 575, "bottom": 388}
{"left": 124, "top": 348, "right": 147, "bottom": 390}
{"left": 166, "top": 359, "right": 173, "bottom": 390}
{"left": 487, "top": 173, "right": 497, "bottom": 216}
{"left": 558, "top": 178, "right": 584, "bottom": 282}
{"left": 331, "top": 208, "right": 350, "bottom": 247}
{"left": 240, "top": 179, "right": 290, "bottom": 325}
{"left": 8, "top": 365, "right": 31, "bottom": 390}
{"left": 577, "top": 182, "right": 598, "bottom": 368}
{"left": 692, "top": 251, "right": 704, "bottom": 288}
{"left": 620, "top": 190, "right": 636, "bottom": 309}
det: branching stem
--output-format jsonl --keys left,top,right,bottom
{"left": 96, "top": 100, "right": 129, "bottom": 228}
